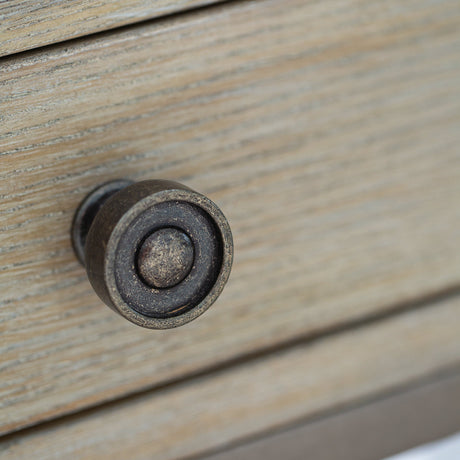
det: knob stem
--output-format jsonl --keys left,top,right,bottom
{"left": 71, "top": 179, "right": 134, "bottom": 265}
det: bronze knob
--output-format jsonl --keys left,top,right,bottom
{"left": 71, "top": 179, "right": 233, "bottom": 329}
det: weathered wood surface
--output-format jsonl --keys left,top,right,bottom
{"left": 1, "top": 0, "right": 460, "bottom": 435}
{"left": 2, "top": 298, "right": 459, "bottom": 459}
{"left": 0, "top": 0, "right": 219, "bottom": 58}
{"left": 205, "top": 372, "right": 460, "bottom": 460}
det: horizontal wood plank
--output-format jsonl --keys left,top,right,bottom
{"left": 0, "top": 0, "right": 220, "bottom": 58}
{"left": 205, "top": 372, "right": 460, "bottom": 460}
{"left": 1, "top": 0, "right": 460, "bottom": 434}
{"left": 2, "top": 297, "right": 460, "bottom": 459}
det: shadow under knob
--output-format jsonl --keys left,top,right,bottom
{"left": 71, "top": 179, "right": 233, "bottom": 329}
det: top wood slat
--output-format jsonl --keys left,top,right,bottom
{"left": 1, "top": 0, "right": 460, "bottom": 436}
{"left": 0, "top": 0, "right": 218, "bottom": 58}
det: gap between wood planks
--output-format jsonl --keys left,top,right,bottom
{"left": 0, "top": 0, "right": 247, "bottom": 61}
{"left": 2, "top": 282, "right": 460, "bottom": 442}
{"left": 196, "top": 369, "right": 460, "bottom": 460}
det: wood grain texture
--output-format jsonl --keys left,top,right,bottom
{"left": 1, "top": 0, "right": 460, "bottom": 435}
{"left": 205, "top": 372, "right": 460, "bottom": 460}
{"left": 2, "top": 297, "right": 460, "bottom": 459}
{"left": 0, "top": 0, "right": 220, "bottom": 58}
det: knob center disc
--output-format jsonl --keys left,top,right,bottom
{"left": 137, "top": 227, "right": 194, "bottom": 289}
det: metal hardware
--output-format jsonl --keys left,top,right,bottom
{"left": 71, "top": 179, "right": 233, "bottom": 329}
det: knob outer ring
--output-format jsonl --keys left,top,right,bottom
{"left": 84, "top": 180, "right": 233, "bottom": 329}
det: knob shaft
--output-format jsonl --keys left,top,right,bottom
{"left": 71, "top": 179, "right": 233, "bottom": 329}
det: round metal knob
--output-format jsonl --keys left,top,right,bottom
{"left": 71, "top": 179, "right": 233, "bottom": 329}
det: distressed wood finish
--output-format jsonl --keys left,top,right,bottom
{"left": 1, "top": 0, "right": 460, "bottom": 435}
{"left": 205, "top": 373, "right": 460, "bottom": 460}
{"left": 2, "top": 298, "right": 460, "bottom": 459}
{"left": 0, "top": 0, "right": 220, "bottom": 58}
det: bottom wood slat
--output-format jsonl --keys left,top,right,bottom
{"left": 2, "top": 296, "right": 459, "bottom": 460}
{"left": 205, "top": 373, "right": 460, "bottom": 460}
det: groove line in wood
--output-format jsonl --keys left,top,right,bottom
{"left": 0, "top": 0, "right": 230, "bottom": 58}
{"left": 1, "top": 296, "right": 459, "bottom": 459}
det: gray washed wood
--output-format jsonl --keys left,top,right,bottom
{"left": 0, "top": 0, "right": 219, "bottom": 57}
{"left": 204, "top": 373, "right": 460, "bottom": 460}
{"left": 2, "top": 297, "right": 460, "bottom": 459}
{"left": 1, "top": 0, "right": 460, "bottom": 435}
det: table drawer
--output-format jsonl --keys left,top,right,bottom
{"left": 1, "top": 0, "right": 460, "bottom": 436}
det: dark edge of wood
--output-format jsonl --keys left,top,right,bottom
{"left": 198, "top": 369, "right": 460, "bottom": 460}
{"left": 0, "top": 0, "right": 242, "bottom": 62}
{"left": 1, "top": 283, "right": 460, "bottom": 441}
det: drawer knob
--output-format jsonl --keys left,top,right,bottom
{"left": 71, "top": 179, "right": 233, "bottom": 329}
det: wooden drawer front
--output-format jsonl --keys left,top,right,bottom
{"left": 1, "top": 0, "right": 460, "bottom": 435}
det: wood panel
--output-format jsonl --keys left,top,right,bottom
{"left": 2, "top": 297, "right": 459, "bottom": 459}
{"left": 0, "top": 0, "right": 220, "bottom": 58}
{"left": 1, "top": 0, "right": 460, "bottom": 435}
{"left": 204, "top": 372, "right": 460, "bottom": 460}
